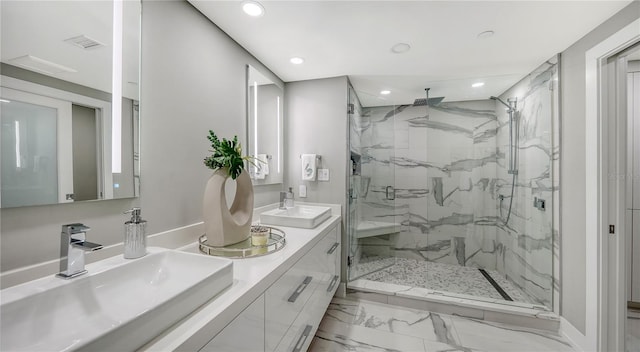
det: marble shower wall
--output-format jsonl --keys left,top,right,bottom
{"left": 359, "top": 101, "right": 499, "bottom": 272}
{"left": 348, "top": 57, "right": 558, "bottom": 309}
{"left": 494, "top": 56, "right": 559, "bottom": 308}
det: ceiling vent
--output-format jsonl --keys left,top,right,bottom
{"left": 64, "top": 35, "right": 105, "bottom": 50}
{"left": 8, "top": 55, "right": 77, "bottom": 75}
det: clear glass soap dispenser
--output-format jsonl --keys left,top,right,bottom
{"left": 124, "top": 207, "right": 147, "bottom": 259}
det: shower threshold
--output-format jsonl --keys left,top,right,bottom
{"left": 347, "top": 278, "right": 559, "bottom": 332}
{"left": 347, "top": 258, "right": 558, "bottom": 331}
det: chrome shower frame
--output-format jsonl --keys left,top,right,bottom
{"left": 490, "top": 96, "right": 518, "bottom": 224}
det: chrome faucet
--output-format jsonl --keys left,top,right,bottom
{"left": 57, "top": 223, "right": 103, "bottom": 279}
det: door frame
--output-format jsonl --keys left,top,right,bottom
{"left": 584, "top": 18, "right": 640, "bottom": 352}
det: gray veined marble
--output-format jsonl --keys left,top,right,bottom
{"left": 473, "top": 127, "right": 499, "bottom": 144}
{"left": 432, "top": 178, "right": 444, "bottom": 205}
{"left": 429, "top": 103, "right": 498, "bottom": 120}
{"left": 390, "top": 157, "right": 450, "bottom": 174}
{"left": 310, "top": 297, "right": 575, "bottom": 352}
{"left": 393, "top": 188, "right": 430, "bottom": 199}
{"left": 407, "top": 117, "right": 474, "bottom": 137}
{"left": 444, "top": 154, "right": 499, "bottom": 173}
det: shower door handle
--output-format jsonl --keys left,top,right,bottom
{"left": 385, "top": 186, "right": 395, "bottom": 200}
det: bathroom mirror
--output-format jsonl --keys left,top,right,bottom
{"left": 246, "top": 65, "right": 283, "bottom": 185}
{"left": 0, "top": 0, "right": 141, "bottom": 208}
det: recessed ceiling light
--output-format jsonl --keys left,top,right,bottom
{"left": 380, "top": 90, "right": 391, "bottom": 95}
{"left": 477, "top": 30, "right": 495, "bottom": 39}
{"left": 0, "top": 99, "right": 11, "bottom": 103}
{"left": 290, "top": 57, "right": 304, "bottom": 65}
{"left": 242, "top": 1, "right": 264, "bottom": 17}
{"left": 472, "top": 82, "right": 485, "bottom": 88}
{"left": 391, "top": 43, "right": 411, "bottom": 54}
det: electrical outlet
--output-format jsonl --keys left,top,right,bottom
{"left": 299, "top": 185, "right": 307, "bottom": 198}
{"left": 318, "top": 168, "right": 330, "bottom": 181}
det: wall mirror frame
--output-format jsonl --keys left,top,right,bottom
{"left": 0, "top": 0, "right": 141, "bottom": 208}
{"left": 246, "top": 64, "right": 283, "bottom": 185}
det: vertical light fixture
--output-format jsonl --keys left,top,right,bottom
{"left": 112, "top": 0, "right": 123, "bottom": 173}
{"left": 253, "top": 82, "right": 258, "bottom": 158}
{"left": 14, "top": 121, "right": 21, "bottom": 168}
{"left": 277, "top": 95, "right": 281, "bottom": 173}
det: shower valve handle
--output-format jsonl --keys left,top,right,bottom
{"left": 385, "top": 186, "right": 395, "bottom": 200}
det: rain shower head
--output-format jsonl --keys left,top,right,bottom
{"left": 413, "top": 96, "right": 444, "bottom": 106}
{"left": 413, "top": 88, "right": 444, "bottom": 106}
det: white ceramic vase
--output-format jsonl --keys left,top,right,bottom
{"left": 203, "top": 168, "right": 254, "bottom": 246}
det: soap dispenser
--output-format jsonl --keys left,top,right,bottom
{"left": 285, "top": 187, "right": 295, "bottom": 209}
{"left": 124, "top": 207, "right": 147, "bottom": 259}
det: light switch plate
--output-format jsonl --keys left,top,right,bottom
{"left": 299, "top": 185, "right": 307, "bottom": 198}
{"left": 318, "top": 168, "right": 330, "bottom": 181}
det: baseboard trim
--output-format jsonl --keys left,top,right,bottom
{"left": 559, "top": 316, "right": 590, "bottom": 352}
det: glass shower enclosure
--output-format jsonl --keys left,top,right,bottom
{"left": 346, "top": 55, "right": 559, "bottom": 311}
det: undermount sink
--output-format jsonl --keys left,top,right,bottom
{"left": 260, "top": 205, "right": 331, "bottom": 228}
{"left": 0, "top": 247, "right": 232, "bottom": 352}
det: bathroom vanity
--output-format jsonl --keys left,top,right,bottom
{"left": 141, "top": 204, "right": 341, "bottom": 352}
{"left": 0, "top": 204, "right": 341, "bottom": 352}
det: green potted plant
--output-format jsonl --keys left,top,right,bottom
{"left": 202, "top": 131, "right": 254, "bottom": 246}
{"left": 203, "top": 131, "right": 254, "bottom": 180}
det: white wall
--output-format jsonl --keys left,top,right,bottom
{"left": 0, "top": 0, "right": 283, "bottom": 274}
{"left": 285, "top": 76, "right": 348, "bottom": 278}
{"left": 284, "top": 77, "right": 348, "bottom": 210}
{"left": 560, "top": 0, "right": 640, "bottom": 333}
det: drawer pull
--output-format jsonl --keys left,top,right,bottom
{"left": 327, "top": 275, "right": 339, "bottom": 292}
{"left": 288, "top": 276, "right": 312, "bottom": 303}
{"left": 292, "top": 324, "right": 313, "bottom": 352}
{"left": 327, "top": 242, "right": 339, "bottom": 255}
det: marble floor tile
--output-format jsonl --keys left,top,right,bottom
{"left": 323, "top": 297, "right": 361, "bottom": 325}
{"left": 312, "top": 315, "right": 427, "bottom": 352}
{"left": 311, "top": 297, "right": 574, "bottom": 352}
{"left": 422, "top": 340, "right": 483, "bottom": 352}
{"left": 350, "top": 300, "right": 459, "bottom": 343}
{"left": 448, "top": 315, "right": 574, "bottom": 352}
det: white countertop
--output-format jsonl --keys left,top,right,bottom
{"left": 140, "top": 203, "right": 341, "bottom": 351}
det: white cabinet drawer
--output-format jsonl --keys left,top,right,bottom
{"left": 310, "top": 226, "right": 339, "bottom": 289}
{"left": 274, "top": 271, "right": 338, "bottom": 352}
{"left": 265, "top": 254, "right": 319, "bottom": 350}
{"left": 273, "top": 227, "right": 340, "bottom": 352}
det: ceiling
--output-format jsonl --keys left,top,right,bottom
{"left": 1, "top": 1, "right": 140, "bottom": 100}
{"left": 190, "top": 0, "right": 633, "bottom": 107}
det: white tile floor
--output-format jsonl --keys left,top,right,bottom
{"left": 310, "top": 297, "right": 575, "bottom": 352}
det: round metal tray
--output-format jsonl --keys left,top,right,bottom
{"left": 199, "top": 226, "right": 286, "bottom": 258}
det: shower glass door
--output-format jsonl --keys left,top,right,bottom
{"left": 347, "top": 86, "right": 398, "bottom": 281}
